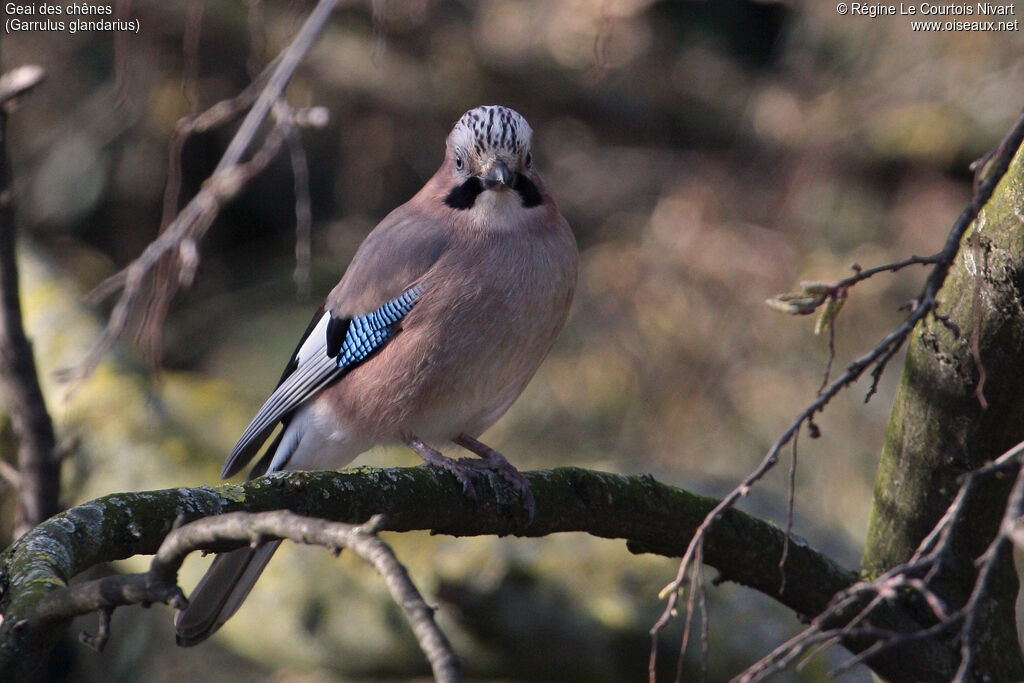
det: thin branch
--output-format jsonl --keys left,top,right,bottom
{"left": 215, "top": 0, "right": 337, "bottom": 178}
{"left": 953, "top": 458, "right": 1024, "bottom": 680}
{"left": 651, "top": 108, "right": 1024, "bottom": 675}
{"left": 32, "top": 510, "right": 461, "bottom": 681}
{"left": 78, "top": 122, "right": 290, "bottom": 383}
{"left": 76, "top": 0, "right": 340, "bottom": 384}
{"left": 30, "top": 569, "right": 187, "bottom": 625}
{"left": 817, "top": 317, "right": 837, "bottom": 395}
{"left": 671, "top": 542, "right": 698, "bottom": 683}
{"left": 736, "top": 628, "right": 839, "bottom": 682}
{"left": 85, "top": 64, "right": 275, "bottom": 308}
{"left": 181, "top": 0, "right": 204, "bottom": 112}
{"left": 282, "top": 102, "right": 320, "bottom": 298}
{"left": 342, "top": 514, "right": 461, "bottom": 682}
{"left": 158, "top": 512, "right": 460, "bottom": 681}
{"left": 132, "top": 99, "right": 326, "bottom": 367}
{"left": 778, "top": 428, "right": 799, "bottom": 595}
{"left": 0, "top": 460, "right": 21, "bottom": 489}
{"left": 0, "top": 66, "right": 46, "bottom": 105}
{"left": 826, "top": 618, "right": 959, "bottom": 679}
{"left": 736, "top": 438, "right": 1024, "bottom": 682}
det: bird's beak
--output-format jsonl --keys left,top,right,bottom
{"left": 480, "top": 160, "right": 513, "bottom": 190}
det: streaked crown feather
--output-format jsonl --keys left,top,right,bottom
{"left": 450, "top": 105, "right": 533, "bottom": 158}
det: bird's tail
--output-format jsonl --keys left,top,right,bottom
{"left": 174, "top": 539, "right": 282, "bottom": 646}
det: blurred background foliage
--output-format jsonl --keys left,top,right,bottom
{"left": 1, "top": 0, "right": 1022, "bottom": 680}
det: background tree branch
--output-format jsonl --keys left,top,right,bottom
{"left": 0, "top": 65, "right": 60, "bottom": 539}
{"left": 79, "top": 0, "right": 339, "bottom": 382}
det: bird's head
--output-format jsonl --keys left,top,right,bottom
{"left": 442, "top": 105, "right": 544, "bottom": 211}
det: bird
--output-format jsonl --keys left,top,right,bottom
{"left": 174, "top": 105, "right": 578, "bottom": 646}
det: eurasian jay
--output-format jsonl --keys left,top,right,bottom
{"left": 174, "top": 105, "right": 578, "bottom": 646}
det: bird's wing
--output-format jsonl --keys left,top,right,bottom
{"left": 221, "top": 311, "right": 335, "bottom": 478}
{"left": 220, "top": 208, "right": 449, "bottom": 479}
{"left": 325, "top": 203, "right": 449, "bottom": 316}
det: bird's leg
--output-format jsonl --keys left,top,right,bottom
{"left": 454, "top": 433, "right": 535, "bottom": 522}
{"left": 404, "top": 437, "right": 478, "bottom": 498}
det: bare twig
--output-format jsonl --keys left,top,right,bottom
{"left": 245, "top": 0, "right": 268, "bottom": 79}
{"left": 735, "top": 438, "right": 1024, "bottom": 682}
{"left": 778, "top": 429, "right": 799, "bottom": 595}
{"left": 653, "top": 108, "right": 1024, "bottom": 677}
{"left": 671, "top": 543, "right": 703, "bottom": 683}
{"left": 952, "top": 459, "right": 1024, "bottom": 679}
{"left": 215, "top": 0, "right": 337, "bottom": 178}
{"left": 0, "top": 459, "right": 19, "bottom": 490}
{"left": 77, "top": 0, "right": 340, "bottom": 384}
{"left": 182, "top": 0, "right": 204, "bottom": 112}
{"left": 284, "top": 107, "right": 315, "bottom": 298}
{"left": 0, "top": 66, "right": 45, "bottom": 106}
{"left": 33, "top": 510, "right": 460, "bottom": 682}
{"left": 817, "top": 317, "right": 837, "bottom": 395}
{"left": 80, "top": 120, "right": 293, "bottom": 382}
{"left": 343, "top": 515, "right": 461, "bottom": 682}
{"left": 81, "top": 62, "right": 276, "bottom": 365}
{"left": 132, "top": 90, "right": 329, "bottom": 367}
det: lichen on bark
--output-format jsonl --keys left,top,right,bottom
{"left": 862, "top": 142, "right": 1024, "bottom": 679}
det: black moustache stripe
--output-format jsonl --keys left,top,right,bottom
{"left": 444, "top": 174, "right": 543, "bottom": 210}
{"left": 512, "top": 174, "right": 542, "bottom": 208}
{"left": 444, "top": 176, "right": 484, "bottom": 209}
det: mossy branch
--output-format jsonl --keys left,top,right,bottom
{"left": 0, "top": 466, "right": 858, "bottom": 680}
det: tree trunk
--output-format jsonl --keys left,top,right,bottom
{"left": 862, "top": 144, "right": 1024, "bottom": 680}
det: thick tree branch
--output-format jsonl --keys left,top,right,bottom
{"left": 0, "top": 466, "right": 854, "bottom": 680}
{"left": 0, "top": 65, "right": 60, "bottom": 538}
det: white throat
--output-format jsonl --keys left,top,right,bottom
{"left": 465, "top": 189, "right": 537, "bottom": 231}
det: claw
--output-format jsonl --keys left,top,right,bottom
{"left": 407, "top": 437, "right": 478, "bottom": 498}
{"left": 454, "top": 433, "right": 536, "bottom": 523}
{"left": 404, "top": 435, "right": 536, "bottom": 523}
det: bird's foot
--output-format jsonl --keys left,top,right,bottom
{"left": 454, "top": 433, "right": 535, "bottom": 523}
{"left": 405, "top": 437, "right": 478, "bottom": 498}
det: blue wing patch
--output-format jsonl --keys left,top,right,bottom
{"left": 328, "top": 286, "right": 423, "bottom": 368}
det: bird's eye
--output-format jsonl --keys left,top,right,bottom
{"left": 455, "top": 154, "right": 464, "bottom": 171}
{"left": 525, "top": 152, "right": 532, "bottom": 168}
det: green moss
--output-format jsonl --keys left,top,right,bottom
{"left": 861, "top": 142, "right": 1024, "bottom": 676}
